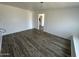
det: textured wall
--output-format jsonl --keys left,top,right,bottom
{"left": 0, "top": 4, "right": 33, "bottom": 35}
{"left": 33, "top": 8, "right": 79, "bottom": 39}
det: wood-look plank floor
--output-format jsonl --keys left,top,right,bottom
{"left": 1, "top": 29, "right": 71, "bottom": 57}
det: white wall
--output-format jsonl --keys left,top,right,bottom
{"left": 0, "top": 4, "right": 33, "bottom": 35}
{"left": 73, "top": 34, "right": 79, "bottom": 57}
{"left": 33, "top": 8, "right": 79, "bottom": 39}
{"left": 71, "top": 36, "right": 76, "bottom": 57}
{"left": 0, "top": 32, "right": 2, "bottom": 52}
{"left": 32, "top": 12, "right": 38, "bottom": 29}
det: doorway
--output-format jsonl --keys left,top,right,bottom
{"left": 38, "top": 14, "right": 45, "bottom": 31}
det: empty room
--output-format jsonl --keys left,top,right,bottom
{"left": 0, "top": 2, "right": 79, "bottom": 57}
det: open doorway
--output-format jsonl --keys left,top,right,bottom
{"left": 38, "top": 14, "right": 45, "bottom": 31}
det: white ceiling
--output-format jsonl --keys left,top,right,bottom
{"left": 0, "top": 2, "right": 79, "bottom": 10}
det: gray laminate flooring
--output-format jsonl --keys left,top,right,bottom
{"left": 1, "top": 29, "right": 71, "bottom": 57}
